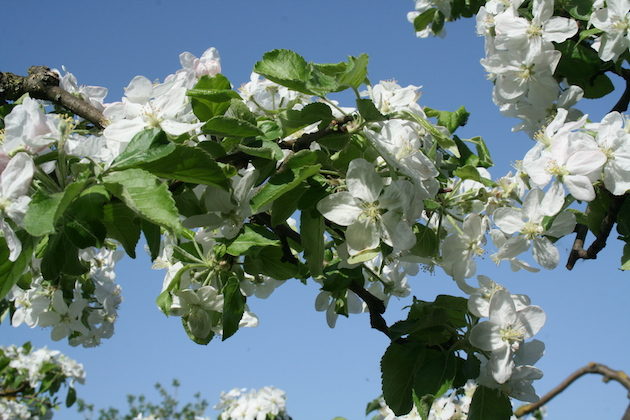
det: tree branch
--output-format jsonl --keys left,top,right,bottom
{"left": 566, "top": 191, "right": 626, "bottom": 270}
{"left": 251, "top": 211, "right": 393, "bottom": 339}
{"left": 514, "top": 362, "right": 630, "bottom": 418}
{"left": 0, "top": 66, "right": 107, "bottom": 129}
{"left": 280, "top": 114, "right": 355, "bottom": 151}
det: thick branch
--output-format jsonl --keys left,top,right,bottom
{"left": 566, "top": 191, "right": 626, "bottom": 270}
{"left": 514, "top": 362, "right": 630, "bottom": 418}
{"left": 0, "top": 66, "right": 107, "bottom": 129}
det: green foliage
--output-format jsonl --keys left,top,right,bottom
{"left": 467, "top": 386, "right": 513, "bottom": 420}
{"left": 555, "top": 40, "right": 614, "bottom": 98}
{"left": 77, "top": 380, "right": 209, "bottom": 420}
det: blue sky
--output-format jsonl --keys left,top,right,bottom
{"left": 2, "top": 1, "right": 630, "bottom": 419}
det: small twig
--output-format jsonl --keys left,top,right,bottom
{"left": 251, "top": 212, "right": 393, "bottom": 339}
{"left": 0, "top": 66, "right": 107, "bottom": 128}
{"left": 0, "top": 383, "right": 28, "bottom": 398}
{"left": 514, "top": 362, "right": 630, "bottom": 418}
{"left": 281, "top": 115, "right": 354, "bottom": 151}
{"left": 566, "top": 191, "right": 626, "bottom": 270}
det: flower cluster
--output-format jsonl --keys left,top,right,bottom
{"left": 9, "top": 247, "right": 123, "bottom": 347}
{"left": 0, "top": 343, "right": 84, "bottom": 419}
{"left": 214, "top": 386, "right": 291, "bottom": 420}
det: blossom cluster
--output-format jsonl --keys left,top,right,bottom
{"left": 214, "top": 386, "right": 291, "bottom": 420}
{"left": 0, "top": 343, "right": 84, "bottom": 420}
{"left": 8, "top": 247, "right": 123, "bottom": 347}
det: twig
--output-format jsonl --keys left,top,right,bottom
{"left": 251, "top": 212, "right": 393, "bottom": 339}
{"left": 566, "top": 191, "right": 626, "bottom": 270}
{"left": 281, "top": 115, "right": 354, "bottom": 151}
{"left": 514, "top": 362, "right": 630, "bottom": 418}
{"left": 0, "top": 66, "right": 107, "bottom": 128}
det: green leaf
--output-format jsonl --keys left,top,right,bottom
{"left": 337, "top": 54, "right": 369, "bottom": 89}
{"left": 66, "top": 387, "right": 77, "bottom": 407}
{"left": 301, "top": 208, "right": 325, "bottom": 276}
{"left": 111, "top": 128, "right": 173, "bottom": 169}
{"left": 238, "top": 139, "right": 284, "bottom": 161}
{"left": 410, "top": 224, "right": 438, "bottom": 258}
{"left": 0, "top": 233, "right": 34, "bottom": 301}
{"left": 103, "top": 169, "right": 183, "bottom": 233}
{"left": 23, "top": 181, "right": 87, "bottom": 237}
{"left": 56, "top": 186, "right": 109, "bottom": 250}
{"left": 243, "top": 246, "right": 303, "bottom": 280}
{"left": 413, "top": 350, "right": 457, "bottom": 398}
{"left": 562, "top": 0, "right": 594, "bottom": 20}
{"left": 142, "top": 219, "right": 162, "bottom": 261}
{"left": 425, "top": 106, "right": 469, "bottom": 134}
{"left": 187, "top": 88, "right": 241, "bottom": 103}
{"left": 254, "top": 49, "right": 311, "bottom": 93}
{"left": 586, "top": 189, "right": 612, "bottom": 234}
{"left": 189, "top": 74, "right": 235, "bottom": 121}
{"left": 271, "top": 183, "right": 306, "bottom": 226}
{"left": 251, "top": 164, "right": 321, "bottom": 211}
{"left": 453, "top": 165, "right": 496, "bottom": 187}
{"left": 356, "top": 98, "right": 386, "bottom": 121}
{"left": 413, "top": 9, "right": 437, "bottom": 32}
{"left": 103, "top": 202, "right": 141, "bottom": 258}
{"left": 222, "top": 276, "right": 246, "bottom": 340}
{"left": 41, "top": 234, "right": 88, "bottom": 281}
{"left": 279, "top": 102, "right": 333, "bottom": 136}
{"left": 467, "top": 386, "right": 512, "bottom": 420}
{"left": 381, "top": 342, "right": 425, "bottom": 416}
{"left": 202, "top": 116, "right": 263, "bottom": 138}
{"left": 226, "top": 224, "right": 280, "bottom": 256}
{"left": 622, "top": 243, "right": 630, "bottom": 270}
{"left": 137, "top": 144, "right": 229, "bottom": 189}
{"left": 555, "top": 40, "right": 614, "bottom": 98}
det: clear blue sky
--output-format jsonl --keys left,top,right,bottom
{"left": 2, "top": 1, "right": 630, "bottom": 419}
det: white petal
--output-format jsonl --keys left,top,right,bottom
{"left": 1, "top": 152, "right": 35, "bottom": 199}
{"left": 532, "top": 237, "right": 559, "bottom": 269}
{"left": 346, "top": 219, "right": 379, "bottom": 255}
{"left": 346, "top": 158, "right": 383, "bottom": 203}
{"left": 317, "top": 192, "right": 362, "bottom": 226}
{"left": 494, "top": 208, "right": 525, "bottom": 234}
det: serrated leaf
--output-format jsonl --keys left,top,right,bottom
{"left": 555, "top": 40, "right": 614, "bottom": 98}
{"left": 251, "top": 164, "right": 321, "bottom": 211}
{"left": 410, "top": 224, "right": 438, "bottom": 258}
{"left": 254, "top": 49, "right": 311, "bottom": 93}
{"left": 103, "top": 202, "right": 141, "bottom": 258}
{"left": 0, "top": 233, "right": 34, "bottom": 301}
{"left": 137, "top": 144, "right": 229, "bottom": 188}
{"left": 413, "top": 350, "right": 457, "bottom": 398}
{"left": 111, "top": 128, "right": 173, "bottom": 169}
{"left": 413, "top": 9, "right": 437, "bottom": 32}
{"left": 222, "top": 276, "right": 246, "bottom": 340}
{"left": 189, "top": 74, "right": 234, "bottom": 121}
{"left": 23, "top": 181, "right": 87, "bottom": 237}
{"left": 238, "top": 139, "right": 284, "bottom": 161}
{"left": 226, "top": 224, "right": 280, "bottom": 256}
{"left": 381, "top": 342, "right": 425, "bottom": 416}
{"left": 203, "top": 116, "right": 263, "bottom": 137}
{"left": 425, "top": 106, "right": 469, "bottom": 133}
{"left": 142, "top": 219, "right": 162, "bottom": 261}
{"left": 453, "top": 165, "right": 496, "bottom": 187}
{"left": 103, "top": 169, "right": 183, "bottom": 233}
{"left": 301, "top": 208, "right": 325, "bottom": 276}
{"left": 338, "top": 54, "right": 369, "bottom": 88}
{"left": 622, "top": 243, "right": 630, "bottom": 270}
{"left": 279, "top": 102, "right": 333, "bottom": 136}
{"left": 467, "top": 386, "right": 512, "bottom": 420}
{"left": 357, "top": 98, "right": 386, "bottom": 121}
